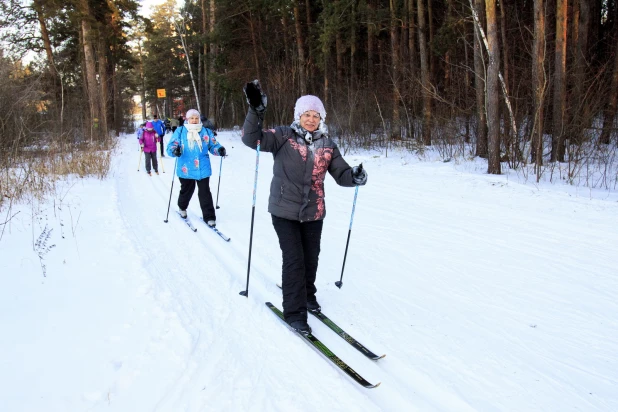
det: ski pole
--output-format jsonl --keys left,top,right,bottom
{"left": 240, "top": 140, "right": 261, "bottom": 297}
{"left": 215, "top": 156, "right": 223, "bottom": 209}
{"left": 137, "top": 149, "right": 142, "bottom": 171}
{"left": 163, "top": 157, "right": 178, "bottom": 223}
{"left": 335, "top": 175, "right": 361, "bottom": 289}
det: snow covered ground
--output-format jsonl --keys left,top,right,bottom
{"left": 1, "top": 131, "right": 617, "bottom": 412}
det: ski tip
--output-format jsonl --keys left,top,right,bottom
{"left": 368, "top": 382, "right": 381, "bottom": 389}
{"left": 374, "top": 354, "right": 386, "bottom": 360}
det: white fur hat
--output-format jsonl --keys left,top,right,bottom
{"left": 294, "top": 95, "right": 326, "bottom": 121}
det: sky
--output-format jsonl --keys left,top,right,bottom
{"left": 1, "top": 130, "right": 617, "bottom": 411}
{"left": 139, "top": 0, "right": 177, "bottom": 18}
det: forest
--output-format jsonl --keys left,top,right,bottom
{"left": 1, "top": 0, "right": 618, "bottom": 208}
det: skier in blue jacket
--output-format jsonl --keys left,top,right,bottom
{"left": 152, "top": 114, "right": 166, "bottom": 156}
{"left": 166, "top": 109, "right": 226, "bottom": 226}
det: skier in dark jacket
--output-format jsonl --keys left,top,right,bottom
{"left": 241, "top": 80, "right": 367, "bottom": 334}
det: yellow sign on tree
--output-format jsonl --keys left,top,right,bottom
{"left": 156, "top": 89, "right": 166, "bottom": 98}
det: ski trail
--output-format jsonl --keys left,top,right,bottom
{"left": 114, "top": 135, "right": 392, "bottom": 411}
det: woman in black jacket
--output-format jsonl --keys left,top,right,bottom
{"left": 241, "top": 80, "right": 367, "bottom": 334}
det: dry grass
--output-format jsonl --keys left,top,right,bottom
{"left": 0, "top": 139, "right": 117, "bottom": 210}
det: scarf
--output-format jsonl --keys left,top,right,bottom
{"left": 290, "top": 120, "right": 328, "bottom": 145}
{"left": 185, "top": 123, "right": 203, "bottom": 151}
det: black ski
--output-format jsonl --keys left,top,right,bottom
{"left": 276, "top": 284, "right": 385, "bottom": 360}
{"left": 177, "top": 211, "right": 197, "bottom": 232}
{"left": 265, "top": 302, "right": 380, "bottom": 389}
{"left": 200, "top": 218, "right": 231, "bottom": 241}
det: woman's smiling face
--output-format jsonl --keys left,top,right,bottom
{"left": 299, "top": 110, "right": 320, "bottom": 132}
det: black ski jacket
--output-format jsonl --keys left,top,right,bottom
{"left": 242, "top": 109, "right": 356, "bottom": 222}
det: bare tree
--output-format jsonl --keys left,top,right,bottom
{"left": 293, "top": 1, "right": 307, "bottom": 95}
{"left": 485, "top": 0, "right": 501, "bottom": 174}
{"left": 173, "top": 15, "right": 201, "bottom": 112}
{"left": 208, "top": 0, "right": 216, "bottom": 121}
{"left": 532, "top": 0, "right": 546, "bottom": 176}
{"left": 571, "top": 0, "right": 590, "bottom": 144}
{"left": 552, "top": 0, "right": 568, "bottom": 162}
{"left": 473, "top": 0, "right": 487, "bottom": 157}
{"left": 77, "top": 0, "right": 103, "bottom": 141}
{"left": 417, "top": 0, "right": 431, "bottom": 145}
{"left": 600, "top": 3, "right": 618, "bottom": 145}
{"left": 390, "top": 0, "right": 401, "bottom": 138}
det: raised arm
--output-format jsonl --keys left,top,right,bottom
{"left": 241, "top": 80, "right": 283, "bottom": 153}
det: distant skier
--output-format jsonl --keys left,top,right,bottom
{"left": 139, "top": 121, "right": 160, "bottom": 176}
{"left": 136, "top": 122, "right": 146, "bottom": 148}
{"left": 241, "top": 80, "right": 367, "bottom": 334}
{"left": 151, "top": 114, "right": 166, "bottom": 157}
{"left": 166, "top": 109, "right": 226, "bottom": 227}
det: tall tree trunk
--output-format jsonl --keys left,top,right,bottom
{"left": 336, "top": 31, "right": 344, "bottom": 84}
{"left": 201, "top": 0, "right": 208, "bottom": 116}
{"left": 408, "top": 0, "right": 417, "bottom": 83}
{"left": 305, "top": 0, "right": 314, "bottom": 91}
{"left": 208, "top": 0, "right": 216, "bottom": 121}
{"left": 78, "top": 0, "right": 101, "bottom": 141}
{"left": 444, "top": 0, "right": 454, "bottom": 98}
{"left": 485, "top": 0, "right": 501, "bottom": 174}
{"left": 323, "top": 40, "right": 330, "bottom": 107}
{"left": 532, "top": 0, "right": 546, "bottom": 173}
{"left": 281, "top": 11, "right": 290, "bottom": 66}
{"left": 367, "top": 0, "right": 375, "bottom": 85}
{"left": 33, "top": 0, "right": 61, "bottom": 128}
{"left": 33, "top": 0, "right": 55, "bottom": 74}
{"left": 572, "top": 0, "right": 589, "bottom": 144}
{"left": 473, "top": 0, "right": 487, "bottom": 157}
{"left": 248, "top": 14, "right": 261, "bottom": 81}
{"left": 552, "top": 0, "right": 568, "bottom": 162}
{"left": 417, "top": 0, "right": 431, "bottom": 145}
{"left": 112, "top": 63, "right": 120, "bottom": 136}
{"left": 427, "top": 0, "right": 434, "bottom": 82}
{"left": 464, "top": 23, "right": 471, "bottom": 143}
{"left": 293, "top": 3, "right": 306, "bottom": 95}
{"left": 138, "top": 41, "right": 146, "bottom": 121}
{"left": 499, "top": 0, "right": 509, "bottom": 105}
{"left": 390, "top": 0, "right": 401, "bottom": 139}
{"left": 599, "top": 5, "right": 618, "bottom": 145}
{"left": 96, "top": 35, "right": 109, "bottom": 138}
{"left": 350, "top": 1, "right": 357, "bottom": 87}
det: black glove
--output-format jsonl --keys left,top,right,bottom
{"left": 243, "top": 80, "right": 267, "bottom": 114}
{"left": 351, "top": 163, "right": 368, "bottom": 186}
{"left": 218, "top": 146, "right": 227, "bottom": 157}
{"left": 173, "top": 145, "right": 182, "bottom": 157}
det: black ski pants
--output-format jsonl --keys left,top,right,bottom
{"left": 144, "top": 152, "right": 158, "bottom": 173}
{"left": 177, "top": 177, "right": 216, "bottom": 221}
{"left": 271, "top": 215, "right": 323, "bottom": 323}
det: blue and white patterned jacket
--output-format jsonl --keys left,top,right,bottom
{"left": 166, "top": 125, "right": 224, "bottom": 180}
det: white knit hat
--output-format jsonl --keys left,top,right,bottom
{"left": 294, "top": 95, "right": 326, "bottom": 121}
{"left": 185, "top": 109, "right": 200, "bottom": 119}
